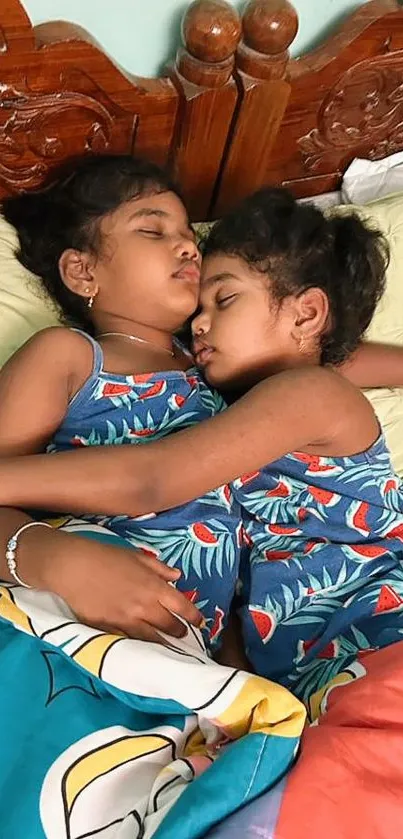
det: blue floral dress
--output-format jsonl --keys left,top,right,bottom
{"left": 233, "top": 438, "right": 403, "bottom": 699}
{"left": 48, "top": 332, "right": 242, "bottom": 648}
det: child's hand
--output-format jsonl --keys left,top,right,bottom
{"left": 27, "top": 529, "right": 203, "bottom": 642}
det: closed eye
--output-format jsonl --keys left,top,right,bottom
{"left": 217, "top": 294, "right": 237, "bottom": 308}
{"left": 138, "top": 228, "right": 163, "bottom": 237}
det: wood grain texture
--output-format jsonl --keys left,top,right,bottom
{"left": 215, "top": 0, "right": 403, "bottom": 213}
{"left": 170, "top": 0, "right": 241, "bottom": 220}
{"left": 0, "top": 1, "right": 181, "bottom": 196}
{"left": 1, "top": 0, "right": 403, "bottom": 220}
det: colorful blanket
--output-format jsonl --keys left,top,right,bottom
{"left": 209, "top": 641, "right": 403, "bottom": 838}
{"left": 0, "top": 581, "right": 305, "bottom": 839}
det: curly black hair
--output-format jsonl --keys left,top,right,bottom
{"left": 203, "top": 188, "right": 389, "bottom": 365}
{"left": 2, "top": 154, "right": 180, "bottom": 333}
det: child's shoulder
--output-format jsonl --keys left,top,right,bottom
{"left": 21, "top": 327, "right": 95, "bottom": 391}
{"left": 26, "top": 325, "right": 87, "bottom": 350}
{"left": 26, "top": 326, "right": 93, "bottom": 361}
{"left": 278, "top": 364, "right": 366, "bottom": 405}
{"left": 266, "top": 365, "right": 378, "bottom": 455}
{"left": 266, "top": 365, "right": 364, "bottom": 417}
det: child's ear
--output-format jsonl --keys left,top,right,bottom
{"left": 292, "top": 287, "right": 329, "bottom": 347}
{"left": 59, "top": 249, "right": 98, "bottom": 302}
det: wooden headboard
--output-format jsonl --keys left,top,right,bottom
{"left": 1, "top": 0, "right": 403, "bottom": 220}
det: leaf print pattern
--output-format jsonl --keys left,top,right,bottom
{"left": 48, "top": 337, "right": 241, "bottom": 649}
{"left": 233, "top": 432, "right": 403, "bottom": 700}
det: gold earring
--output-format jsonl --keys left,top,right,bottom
{"left": 298, "top": 335, "right": 307, "bottom": 353}
{"left": 85, "top": 287, "right": 98, "bottom": 309}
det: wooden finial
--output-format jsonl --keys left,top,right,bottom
{"left": 177, "top": 0, "right": 241, "bottom": 86}
{"left": 170, "top": 0, "right": 241, "bottom": 219}
{"left": 238, "top": 0, "right": 298, "bottom": 79}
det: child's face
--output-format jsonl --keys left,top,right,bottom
{"left": 89, "top": 191, "right": 200, "bottom": 332}
{"left": 192, "top": 253, "right": 301, "bottom": 389}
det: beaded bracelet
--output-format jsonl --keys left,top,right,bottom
{"left": 6, "top": 521, "right": 52, "bottom": 588}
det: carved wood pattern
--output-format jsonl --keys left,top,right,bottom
{"left": 215, "top": 0, "right": 403, "bottom": 208}
{"left": 0, "top": 0, "right": 177, "bottom": 200}
{"left": 298, "top": 59, "right": 403, "bottom": 172}
{"left": 0, "top": 0, "right": 242, "bottom": 218}
{"left": 2, "top": 0, "right": 403, "bottom": 217}
{"left": 0, "top": 81, "right": 136, "bottom": 192}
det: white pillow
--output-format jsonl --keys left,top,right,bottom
{"left": 342, "top": 153, "right": 403, "bottom": 204}
{"left": 333, "top": 192, "right": 403, "bottom": 475}
{"left": 0, "top": 214, "right": 61, "bottom": 367}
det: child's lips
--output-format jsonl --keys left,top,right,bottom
{"left": 173, "top": 264, "right": 200, "bottom": 284}
{"left": 193, "top": 344, "right": 214, "bottom": 366}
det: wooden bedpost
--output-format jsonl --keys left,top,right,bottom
{"left": 169, "top": 0, "right": 241, "bottom": 220}
{"left": 214, "top": 0, "right": 298, "bottom": 215}
{"left": 0, "top": 0, "right": 34, "bottom": 51}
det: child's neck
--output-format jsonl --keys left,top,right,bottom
{"left": 222, "top": 352, "right": 321, "bottom": 404}
{"left": 92, "top": 315, "right": 176, "bottom": 356}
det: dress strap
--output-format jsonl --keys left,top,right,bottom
{"left": 70, "top": 328, "right": 104, "bottom": 376}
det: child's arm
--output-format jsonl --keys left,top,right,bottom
{"left": 0, "top": 366, "right": 377, "bottom": 516}
{"left": 0, "top": 506, "right": 201, "bottom": 639}
{"left": 338, "top": 342, "right": 403, "bottom": 388}
{"left": 0, "top": 327, "right": 75, "bottom": 455}
{"left": 0, "top": 328, "right": 202, "bottom": 636}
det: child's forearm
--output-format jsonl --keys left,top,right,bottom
{"left": 0, "top": 507, "right": 74, "bottom": 588}
{"left": 339, "top": 342, "right": 403, "bottom": 388}
{"left": 0, "top": 366, "right": 369, "bottom": 519}
{"left": 0, "top": 448, "right": 147, "bottom": 517}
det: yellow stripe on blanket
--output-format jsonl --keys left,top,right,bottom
{"left": 72, "top": 632, "right": 124, "bottom": 676}
{"left": 64, "top": 734, "right": 173, "bottom": 815}
{"left": 215, "top": 675, "right": 306, "bottom": 739}
{"left": 0, "top": 586, "right": 34, "bottom": 635}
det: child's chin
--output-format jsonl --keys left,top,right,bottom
{"left": 206, "top": 365, "right": 254, "bottom": 398}
{"left": 203, "top": 364, "right": 231, "bottom": 389}
{"left": 200, "top": 365, "right": 219, "bottom": 386}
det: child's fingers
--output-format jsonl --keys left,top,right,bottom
{"left": 152, "top": 605, "right": 188, "bottom": 638}
{"left": 126, "top": 621, "right": 166, "bottom": 645}
{"left": 129, "top": 549, "right": 204, "bottom": 629}
{"left": 125, "top": 607, "right": 187, "bottom": 640}
{"left": 136, "top": 551, "right": 180, "bottom": 580}
{"left": 163, "top": 586, "right": 204, "bottom": 629}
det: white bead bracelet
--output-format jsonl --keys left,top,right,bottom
{"left": 6, "top": 521, "right": 52, "bottom": 588}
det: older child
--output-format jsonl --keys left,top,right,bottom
{"left": 0, "top": 154, "right": 242, "bottom": 649}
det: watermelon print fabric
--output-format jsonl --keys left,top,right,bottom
{"left": 48, "top": 332, "right": 241, "bottom": 649}
{"left": 233, "top": 436, "right": 403, "bottom": 700}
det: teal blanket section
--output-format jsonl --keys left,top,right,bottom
{"left": 0, "top": 581, "right": 305, "bottom": 838}
{"left": 154, "top": 733, "right": 299, "bottom": 839}
{"left": 0, "top": 618, "right": 188, "bottom": 839}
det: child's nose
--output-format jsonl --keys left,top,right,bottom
{"left": 176, "top": 235, "right": 200, "bottom": 262}
{"left": 191, "top": 310, "right": 209, "bottom": 337}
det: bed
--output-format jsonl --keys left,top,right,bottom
{"left": 2, "top": 1, "right": 403, "bottom": 837}
{"left": 2, "top": 0, "right": 403, "bottom": 216}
